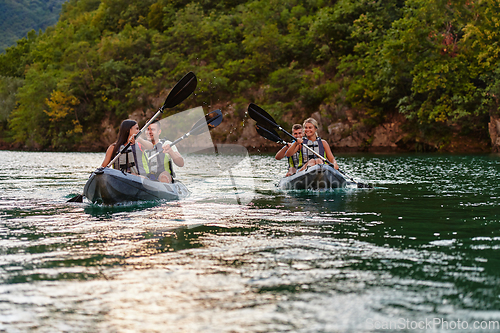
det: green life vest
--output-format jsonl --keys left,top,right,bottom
{"left": 287, "top": 149, "right": 303, "bottom": 168}
{"left": 142, "top": 141, "right": 173, "bottom": 181}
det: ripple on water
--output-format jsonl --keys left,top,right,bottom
{"left": 0, "top": 152, "right": 500, "bottom": 331}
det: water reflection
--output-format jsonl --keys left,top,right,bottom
{"left": 83, "top": 201, "right": 165, "bottom": 218}
{"left": 1, "top": 152, "right": 500, "bottom": 331}
{"left": 142, "top": 224, "right": 258, "bottom": 254}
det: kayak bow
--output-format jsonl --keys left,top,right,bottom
{"left": 83, "top": 168, "right": 190, "bottom": 205}
{"left": 278, "top": 164, "right": 347, "bottom": 191}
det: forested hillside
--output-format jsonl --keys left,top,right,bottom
{"left": 0, "top": 0, "right": 499, "bottom": 152}
{"left": 0, "top": 0, "right": 68, "bottom": 53}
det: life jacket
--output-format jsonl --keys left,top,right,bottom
{"left": 287, "top": 148, "right": 303, "bottom": 169}
{"left": 301, "top": 136, "right": 326, "bottom": 163}
{"left": 113, "top": 143, "right": 146, "bottom": 175}
{"left": 142, "top": 140, "right": 174, "bottom": 181}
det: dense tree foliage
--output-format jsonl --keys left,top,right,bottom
{"left": 0, "top": 0, "right": 68, "bottom": 54}
{"left": 0, "top": 0, "right": 498, "bottom": 150}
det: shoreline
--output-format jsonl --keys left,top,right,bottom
{"left": 0, "top": 143, "right": 494, "bottom": 155}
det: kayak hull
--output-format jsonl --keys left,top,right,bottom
{"left": 278, "top": 164, "right": 347, "bottom": 191}
{"left": 83, "top": 168, "right": 190, "bottom": 205}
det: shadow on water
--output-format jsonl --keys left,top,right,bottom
{"left": 1, "top": 220, "right": 256, "bottom": 284}
{"left": 141, "top": 224, "right": 258, "bottom": 254}
{"left": 252, "top": 186, "right": 375, "bottom": 214}
{"left": 1, "top": 199, "right": 82, "bottom": 220}
{"left": 82, "top": 200, "right": 165, "bottom": 218}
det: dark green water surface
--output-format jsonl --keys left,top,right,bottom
{"left": 0, "top": 151, "right": 499, "bottom": 332}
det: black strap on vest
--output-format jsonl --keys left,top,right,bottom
{"left": 118, "top": 145, "right": 139, "bottom": 173}
{"left": 303, "top": 137, "right": 325, "bottom": 162}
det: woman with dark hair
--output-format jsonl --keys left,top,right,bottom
{"left": 101, "top": 119, "right": 151, "bottom": 175}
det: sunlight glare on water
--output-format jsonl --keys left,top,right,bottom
{"left": 0, "top": 151, "right": 500, "bottom": 332}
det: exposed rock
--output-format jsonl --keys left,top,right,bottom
{"left": 328, "top": 121, "right": 369, "bottom": 149}
{"left": 341, "top": 130, "right": 370, "bottom": 148}
{"left": 395, "top": 137, "right": 438, "bottom": 152}
{"left": 371, "top": 123, "right": 404, "bottom": 148}
{"left": 337, "top": 135, "right": 362, "bottom": 148}
{"left": 237, "top": 118, "right": 276, "bottom": 150}
{"left": 328, "top": 122, "right": 350, "bottom": 142}
{"left": 325, "top": 112, "right": 407, "bottom": 151}
{"left": 310, "top": 111, "right": 321, "bottom": 123}
{"left": 489, "top": 115, "right": 500, "bottom": 152}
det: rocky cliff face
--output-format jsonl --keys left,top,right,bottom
{"left": 489, "top": 115, "right": 500, "bottom": 152}
{"left": 5, "top": 98, "right": 491, "bottom": 152}
{"left": 228, "top": 106, "right": 491, "bottom": 154}
{"left": 326, "top": 116, "right": 404, "bottom": 151}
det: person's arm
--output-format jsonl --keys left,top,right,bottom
{"left": 285, "top": 138, "right": 302, "bottom": 157}
{"left": 322, "top": 140, "right": 339, "bottom": 170}
{"left": 275, "top": 144, "right": 290, "bottom": 160}
{"left": 137, "top": 136, "right": 153, "bottom": 150}
{"left": 163, "top": 144, "right": 184, "bottom": 167}
{"left": 101, "top": 144, "right": 115, "bottom": 167}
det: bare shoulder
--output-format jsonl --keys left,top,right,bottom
{"left": 105, "top": 144, "right": 115, "bottom": 153}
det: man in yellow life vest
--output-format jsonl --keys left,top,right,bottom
{"left": 275, "top": 124, "right": 304, "bottom": 177}
{"left": 142, "top": 120, "right": 184, "bottom": 183}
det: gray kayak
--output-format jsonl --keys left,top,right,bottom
{"left": 83, "top": 168, "right": 190, "bottom": 205}
{"left": 278, "top": 164, "right": 347, "bottom": 191}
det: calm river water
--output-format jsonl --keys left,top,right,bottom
{"left": 0, "top": 150, "right": 499, "bottom": 332}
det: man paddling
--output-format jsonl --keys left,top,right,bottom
{"left": 142, "top": 120, "right": 184, "bottom": 183}
{"left": 285, "top": 118, "right": 339, "bottom": 171}
{"left": 275, "top": 124, "right": 304, "bottom": 177}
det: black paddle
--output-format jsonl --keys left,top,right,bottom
{"left": 249, "top": 104, "right": 373, "bottom": 189}
{"left": 147, "top": 109, "right": 223, "bottom": 161}
{"left": 256, "top": 124, "right": 286, "bottom": 145}
{"left": 107, "top": 71, "right": 197, "bottom": 169}
{"left": 257, "top": 123, "right": 340, "bottom": 169}
{"left": 67, "top": 72, "right": 198, "bottom": 203}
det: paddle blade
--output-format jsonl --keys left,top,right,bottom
{"left": 163, "top": 72, "right": 197, "bottom": 109}
{"left": 67, "top": 194, "right": 83, "bottom": 203}
{"left": 256, "top": 124, "right": 285, "bottom": 144}
{"left": 338, "top": 169, "right": 374, "bottom": 189}
{"left": 206, "top": 109, "right": 223, "bottom": 129}
{"left": 190, "top": 109, "right": 223, "bottom": 136}
{"left": 357, "top": 182, "right": 373, "bottom": 189}
{"left": 248, "top": 103, "right": 278, "bottom": 129}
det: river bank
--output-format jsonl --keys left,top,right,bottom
{"left": 235, "top": 110, "right": 493, "bottom": 154}
{"left": 0, "top": 107, "right": 496, "bottom": 154}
